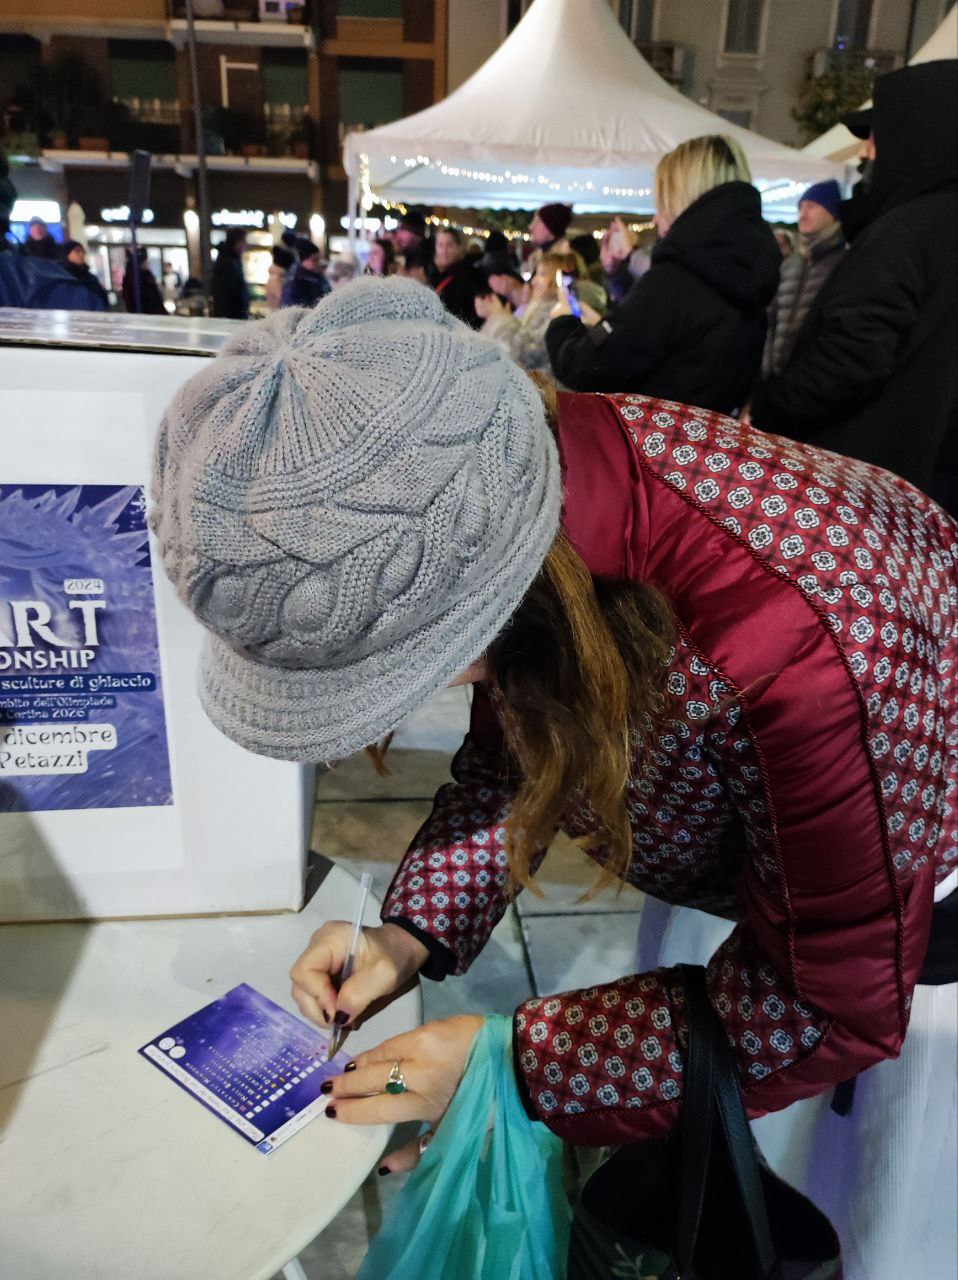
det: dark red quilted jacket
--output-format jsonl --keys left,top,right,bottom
{"left": 381, "top": 392, "right": 958, "bottom": 1146}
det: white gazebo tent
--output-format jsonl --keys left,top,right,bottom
{"left": 343, "top": 0, "right": 841, "bottom": 230}
{"left": 803, "top": 5, "right": 958, "bottom": 161}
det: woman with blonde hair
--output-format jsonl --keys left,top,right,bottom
{"left": 547, "top": 134, "right": 781, "bottom": 414}
{"left": 476, "top": 249, "right": 604, "bottom": 373}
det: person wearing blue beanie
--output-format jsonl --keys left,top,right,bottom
{"left": 761, "top": 178, "right": 846, "bottom": 378}
{"left": 752, "top": 59, "right": 958, "bottom": 511}
{"left": 799, "top": 179, "right": 843, "bottom": 221}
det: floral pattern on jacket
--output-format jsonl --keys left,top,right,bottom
{"left": 382, "top": 392, "right": 957, "bottom": 1146}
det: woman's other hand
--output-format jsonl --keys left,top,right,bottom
{"left": 488, "top": 273, "right": 529, "bottom": 308}
{"left": 550, "top": 289, "right": 573, "bottom": 319}
{"left": 551, "top": 288, "right": 600, "bottom": 325}
{"left": 322, "top": 1015, "right": 485, "bottom": 1172}
{"left": 577, "top": 299, "right": 602, "bottom": 327}
{"left": 599, "top": 217, "right": 637, "bottom": 275}
{"left": 290, "top": 921, "right": 428, "bottom": 1028}
{"left": 474, "top": 292, "right": 507, "bottom": 321}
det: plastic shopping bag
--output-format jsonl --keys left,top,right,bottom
{"left": 356, "top": 1014, "right": 571, "bottom": 1280}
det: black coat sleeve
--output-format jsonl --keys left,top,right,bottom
{"left": 751, "top": 225, "right": 923, "bottom": 435}
{"left": 545, "top": 267, "right": 676, "bottom": 392}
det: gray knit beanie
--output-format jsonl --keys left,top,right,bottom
{"left": 150, "top": 276, "right": 561, "bottom": 762}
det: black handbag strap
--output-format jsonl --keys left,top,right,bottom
{"left": 675, "top": 965, "right": 779, "bottom": 1279}
{"left": 676, "top": 966, "right": 717, "bottom": 1268}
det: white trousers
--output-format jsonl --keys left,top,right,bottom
{"left": 637, "top": 899, "right": 958, "bottom": 1280}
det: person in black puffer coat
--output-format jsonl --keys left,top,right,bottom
{"left": 432, "top": 227, "right": 484, "bottom": 329}
{"left": 281, "top": 238, "right": 331, "bottom": 309}
{"left": 211, "top": 226, "right": 251, "bottom": 320}
{"left": 751, "top": 60, "right": 958, "bottom": 515}
{"left": 546, "top": 135, "right": 781, "bottom": 415}
{"left": 21, "top": 216, "right": 59, "bottom": 260}
{"left": 762, "top": 180, "right": 846, "bottom": 378}
{"left": 122, "top": 246, "right": 166, "bottom": 315}
{"left": 59, "top": 239, "right": 109, "bottom": 307}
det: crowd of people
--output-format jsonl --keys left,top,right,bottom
{"left": 231, "top": 58, "right": 953, "bottom": 516}
{"left": 2, "top": 53, "right": 953, "bottom": 516}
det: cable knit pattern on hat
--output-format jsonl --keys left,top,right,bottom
{"left": 150, "top": 277, "right": 561, "bottom": 761}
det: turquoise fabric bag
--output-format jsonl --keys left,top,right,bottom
{"left": 356, "top": 1014, "right": 571, "bottom": 1280}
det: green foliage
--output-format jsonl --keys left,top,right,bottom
{"left": 0, "top": 131, "right": 39, "bottom": 161}
{"left": 477, "top": 207, "right": 532, "bottom": 235}
{"left": 14, "top": 55, "right": 105, "bottom": 143}
{"left": 792, "top": 65, "right": 877, "bottom": 143}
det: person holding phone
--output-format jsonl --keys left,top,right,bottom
{"left": 477, "top": 250, "right": 592, "bottom": 373}
{"left": 597, "top": 216, "right": 649, "bottom": 303}
{"left": 546, "top": 135, "right": 781, "bottom": 415}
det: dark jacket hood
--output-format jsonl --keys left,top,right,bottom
{"left": 869, "top": 59, "right": 958, "bottom": 217}
{"left": 652, "top": 181, "right": 781, "bottom": 311}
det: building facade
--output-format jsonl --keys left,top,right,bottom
{"left": 448, "top": 0, "right": 955, "bottom": 146}
{"left": 2, "top": 0, "right": 953, "bottom": 296}
{"left": 0, "top": 0, "right": 447, "bottom": 294}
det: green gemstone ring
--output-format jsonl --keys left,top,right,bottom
{"left": 384, "top": 1061, "right": 407, "bottom": 1095}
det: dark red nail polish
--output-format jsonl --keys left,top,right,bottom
{"left": 322, "top": 1009, "right": 330, "bottom": 1024}
{"left": 345, "top": 1061, "right": 358, "bottom": 1073}
{"left": 320, "top": 1080, "right": 333, "bottom": 1095}
{"left": 333, "top": 1011, "right": 348, "bottom": 1026}
{"left": 325, "top": 1105, "right": 337, "bottom": 1119}
{"left": 378, "top": 1166, "right": 390, "bottom": 1176}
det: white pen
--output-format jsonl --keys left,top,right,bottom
{"left": 327, "top": 871, "right": 372, "bottom": 1060}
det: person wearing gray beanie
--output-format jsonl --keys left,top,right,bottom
{"left": 153, "top": 274, "right": 957, "bottom": 1279}
{"left": 151, "top": 275, "right": 562, "bottom": 763}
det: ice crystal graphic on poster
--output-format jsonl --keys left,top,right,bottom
{"left": 0, "top": 484, "right": 173, "bottom": 812}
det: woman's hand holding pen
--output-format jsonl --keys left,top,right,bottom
{"left": 291, "top": 920, "right": 483, "bottom": 1175}
{"left": 290, "top": 921, "right": 428, "bottom": 1029}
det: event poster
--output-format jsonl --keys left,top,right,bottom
{"left": 140, "top": 984, "right": 350, "bottom": 1154}
{"left": 0, "top": 483, "right": 173, "bottom": 813}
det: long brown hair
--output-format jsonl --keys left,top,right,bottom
{"left": 369, "top": 374, "right": 674, "bottom": 897}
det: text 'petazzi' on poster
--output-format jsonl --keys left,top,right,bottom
{"left": 0, "top": 484, "right": 173, "bottom": 813}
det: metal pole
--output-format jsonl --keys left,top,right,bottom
{"left": 347, "top": 168, "right": 359, "bottom": 256}
{"left": 184, "top": 0, "right": 212, "bottom": 309}
{"left": 129, "top": 224, "right": 143, "bottom": 314}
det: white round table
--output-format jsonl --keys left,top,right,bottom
{"left": 0, "top": 857, "right": 422, "bottom": 1280}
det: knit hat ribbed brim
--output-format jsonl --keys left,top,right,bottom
{"left": 151, "top": 277, "right": 561, "bottom": 762}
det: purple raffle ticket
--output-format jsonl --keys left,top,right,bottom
{"left": 139, "top": 983, "right": 350, "bottom": 1154}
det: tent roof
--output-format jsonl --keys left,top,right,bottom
{"left": 344, "top": 0, "right": 840, "bottom": 218}
{"left": 803, "top": 6, "right": 957, "bottom": 160}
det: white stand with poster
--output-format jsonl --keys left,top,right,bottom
{"left": 0, "top": 310, "right": 311, "bottom": 922}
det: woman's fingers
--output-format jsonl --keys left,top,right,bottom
{"left": 289, "top": 926, "right": 348, "bottom": 1022}
{"left": 578, "top": 301, "right": 602, "bottom": 327}
{"left": 326, "top": 1088, "right": 427, "bottom": 1127}
{"left": 379, "top": 1132, "right": 430, "bottom": 1175}
{"left": 333, "top": 956, "right": 400, "bottom": 1025}
{"left": 346, "top": 1028, "right": 426, "bottom": 1072}
{"left": 290, "top": 981, "right": 329, "bottom": 1027}
{"left": 327, "top": 1058, "right": 417, "bottom": 1101}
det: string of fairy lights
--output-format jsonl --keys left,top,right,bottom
{"left": 357, "top": 152, "right": 656, "bottom": 240}
{"left": 380, "top": 152, "right": 652, "bottom": 202}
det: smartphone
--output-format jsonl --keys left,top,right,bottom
{"left": 558, "top": 269, "right": 582, "bottom": 318}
